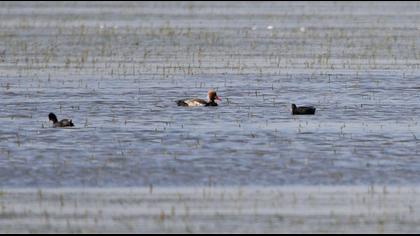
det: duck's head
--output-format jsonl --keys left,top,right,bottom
{"left": 48, "top": 113, "right": 58, "bottom": 123}
{"left": 208, "top": 90, "right": 221, "bottom": 102}
{"left": 291, "top": 104, "right": 297, "bottom": 111}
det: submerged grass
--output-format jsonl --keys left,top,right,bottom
{"left": 0, "top": 186, "right": 419, "bottom": 233}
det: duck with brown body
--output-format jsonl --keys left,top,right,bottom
{"left": 48, "top": 113, "right": 74, "bottom": 128}
{"left": 291, "top": 104, "right": 316, "bottom": 115}
{"left": 177, "top": 90, "right": 221, "bottom": 107}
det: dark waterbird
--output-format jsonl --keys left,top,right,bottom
{"left": 291, "top": 104, "right": 316, "bottom": 115}
{"left": 48, "top": 113, "right": 74, "bottom": 128}
{"left": 177, "top": 90, "right": 221, "bottom": 107}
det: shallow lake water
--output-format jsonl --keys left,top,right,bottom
{"left": 1, "top": 1, "right": 420, "bottom": 187}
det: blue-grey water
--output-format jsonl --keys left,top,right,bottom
{"left": 1, "top": 1, "right": 420, "bottom": 187}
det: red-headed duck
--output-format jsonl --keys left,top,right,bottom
{"left": 177, "top": 90, "right": 221, "bottom": 107}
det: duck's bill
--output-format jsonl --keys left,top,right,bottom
{"left": 215, "top": 96, "right": 221, "bottom": 101}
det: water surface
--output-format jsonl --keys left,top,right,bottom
{"left": 1, "top": 2, "right": 420, "bottom": 187}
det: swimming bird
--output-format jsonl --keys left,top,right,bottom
{"left": 48, "top": 113, "right": 74, "bottom": 128}
{"left": 177, "top": 90, "right": 221, "bottom": 107}
{"left": 291, "top": 104, "right": 316, "bottom": 115}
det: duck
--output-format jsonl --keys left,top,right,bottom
{"left": 177, "top": 90, "right": 221, "bottom": 107}
{"left": 48, "top": 113, "right": 74, "bottom": 128}
{"left": 291, "top": 104, "right": 316, "bottom": 115}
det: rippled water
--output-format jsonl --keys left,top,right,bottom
{"left": 1, "top": 2, "right": 420, "bottom": 187}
